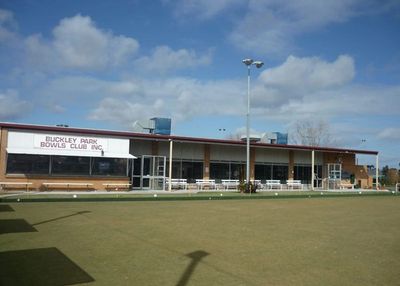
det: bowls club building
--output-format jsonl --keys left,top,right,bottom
{"left": 0, "top": 122, "right": 379, "bottom": 191}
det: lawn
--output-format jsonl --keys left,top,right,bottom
{"left": 1, "top": 196, "right": 399, "bottom": 285}
{"left": 0, "top": 190, "right": 393, "bottom": 202}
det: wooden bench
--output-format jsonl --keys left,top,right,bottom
{"left": 221, "top": 180, "right": 239, "bottom": 190}
{"left": 102, "top": 183, "right": 131, "bottom": 191}
{"left": 166, "top": 179, "right": 188, "bottom": 190}
{"left": 0, "top": 182, "right": 33, "bottom": 191}
{"left": 42, "top": 182, "right": 94, "bottom": 191}
{"left": 340, "top": 183, "right": 355, "bottom": 190}
{"left": 265, "top": 180, "right": 282, "bottom": 190}
{"left": 286, "top": 179, "right": 303, "bottom": 190}
{"left": 195, "top": 179, "right": 216, "bottom": 190}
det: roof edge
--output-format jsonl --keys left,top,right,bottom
{"left": 0, "top": 122, "right": 378, "bottom": 155}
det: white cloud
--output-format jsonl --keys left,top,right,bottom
{"left": 229, "top": 0, "right": 396, "bottom": 56}
{"left": 0, "top": 89, "right": 31, "bottom": 120}
{"left": 0, "top": 9, "right": 18, "bottom": 42}
{"left": 260, "top": 55, "right": 354, "bottom": 90}
{"left": 89, "top": 98, "right": 166, "bottom": 123}
{"left": 36, "top": 54, "right": 399, "bottom": 131}
{"left": 25, "top": 14, "right": 139, "bottom": 71}
{"left": 378, "top": 128, "right": 400, "bottom": 140}
{"left": 36, "top": 75, "right": 243, "bottom": 126}
{"left": 122, "top": 77, "right": 239, "bottom": 123}
{"left": 135, "top": 45, "right": 212, "bottom": 73}
{"left": 166, "top": 0, "right": 245, "bottom": 19}
{"left": 253, "top": 84, "right": 400, "bottom": 122}
{"left": 252, "top": 54, "right": 355, "bottom": 108}
{"left": 25, "top": 34, "right": 58, "bottom": 70}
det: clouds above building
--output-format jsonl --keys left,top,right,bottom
{"left": 24, "top": 14, "right": 139, "bottom": 71}
{"left": 0, "top": 1, "right": 398, "bottom": 166}
{"left": 0, "top": 89, "right": 31, "bottom": 121}
{"left": 134, "top": 45, "right": 213, "bottom": 73}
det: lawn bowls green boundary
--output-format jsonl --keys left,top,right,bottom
{"left": 0, "top": 191, "right": 395, "bottom": 203}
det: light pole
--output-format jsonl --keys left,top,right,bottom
{"left": 242, "top": 58, "right": 264, "bottom": 190}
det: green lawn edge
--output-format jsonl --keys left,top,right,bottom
{"left": 0, "top": 191, "right": 396, "bottom": 203}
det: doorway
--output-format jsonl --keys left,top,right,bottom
{"left": 327, "top": 163, "right": 341, "bottom": 189}
{"left": 131, "top": 155, "right": 166, "bottom": 190}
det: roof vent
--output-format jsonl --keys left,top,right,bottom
{"left": 240, "top": 135, "right": 261, "bottom": 142}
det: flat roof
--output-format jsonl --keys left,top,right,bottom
{"left": 0, "top": 122, "right": 378, "bottom": 155}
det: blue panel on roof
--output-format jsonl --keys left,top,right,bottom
{"left": 151, "top": 118, "right": 171, "bottom": 135}
{"left": 276, "top": 132, "right": 288, "bottom": 144}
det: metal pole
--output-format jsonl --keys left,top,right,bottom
{"left": 311, "top": 150, "right": 315, "bottom": 191}
{"left": 375, "top": 154, "right": 379, "bottom": 190}
{"left": 246, "top": 65, "right": 250, "bottom": 187}
{"left": 168, "top": 139, "right": 173, "bottom": 192}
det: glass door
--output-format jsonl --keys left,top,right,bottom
{"left": 142, "top": 156, "right": 151, "bottom": 189}
{"left": 132, "top": 155, "right": 166, "bottom": 190}
{"left": 132, "top": 157, "right": 141, "bottom": 189}
{"left": 327, "top": 163, "right": 341, "bottom": 189}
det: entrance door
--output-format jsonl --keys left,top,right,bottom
{"left": 327, "top": 163, "right": 341, "bottom": 189}
{"left": 132, "top": 155, "right": 166, "bottom": 190}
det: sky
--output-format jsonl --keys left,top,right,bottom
{"left": 0, "top": 0, "right": 399, "bottom": 167}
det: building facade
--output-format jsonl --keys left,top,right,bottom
{"left": 0, "top": 122, "right": 379, "bottom": 191}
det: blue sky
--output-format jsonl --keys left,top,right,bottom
{"left": 0, "top": 0, "right": 399, "bottom": 167}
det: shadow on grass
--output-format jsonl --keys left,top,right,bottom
{"left": 32, "top": 211, "right": 91, "bottom": 226}
{"left": 0, "top": 204, "right": 14, "bottom": 212}
{"left": 0, "top": 219, "right": 37, "bottom": 234}
{"left": 176, "top": 250, "right": 209, "bottom": 286}
{"left": 0, "top": 247, "right": 95, "bottom": 286}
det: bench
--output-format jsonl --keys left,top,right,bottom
{"left": 166, "top": 179, "right": 187, "bottom": 190}
{"left": 286, "top": 180, "right": 303, "bottom": 190}
{"left": 42, "top": 182, "right": 94, "bottom": 191}
{"left": 195, "top": 179, "right": 216, "bottom": 190}
{"left": 221, "top": 180, "right": 239, "bottom": 190}
{"left": 0, "top": 182, "right": 33, "bottom": 191}
{"left": 340, "top": 183, "right": 355, "bottom": 190}
{"left": 265, "top": 180, "right": 282, "bottom": 190}
{"left": 102, "top": 183, "right": 131, "bottom": 191}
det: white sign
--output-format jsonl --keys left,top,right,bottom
{"left": 34, "top": 134, "right": 108, "bottom": 152}
{"left": 8, "top": 131, "right": 133, "bottom": 158}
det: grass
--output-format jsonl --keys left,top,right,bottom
{"left": 0, "top": 190, "right": 394, "bottom": 202}
{"left": 1, "top": 196, "right": 400, "bottom": 285}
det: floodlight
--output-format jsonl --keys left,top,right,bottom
{"left": 242, "top": 59, "right": 254, "bottom": 66}
{"left": 254, "top": 61, "right": 264, "bottom": 68}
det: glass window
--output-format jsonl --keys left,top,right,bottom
{"left": 133, "top": 158, "right": 141, "bottom": 176}
{"left": 166, "top": 160, "right": 203, "bottom": 182}
{"left": 272, "top": 165, "right": 288, "bottom": 183}
{"left": 255, "top": 164, "right": 272, "bottom": 181}
{"left": 294, "top": 165, "right": 312, "bottom": 184}
{"left": 52, "top": 156, "right": 90, "bottom": 175}
{"left": 182, "top": 161, "right": 203, "bottom": 183}
{"left": 92, "top": 158, "right": 128, "bottom": 176}
{"left": 230, "top": 163, "right": 245, "bottom": 180}
{"left": 316, "top": 165, "right": 322, "bottom": 179}
{"left": 210, "top": 162, "right": 230, "bottom": 180}
{"left": 6, "top": 154, "right": 50, "bottom": 174}
{"left": 172, "top": 161, "right": 181, "bottom": 178}
{"left": 165, "top": 160, "right": 181, "bottom": 178}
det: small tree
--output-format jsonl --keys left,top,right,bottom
{"left": 289, "top": 119, "right": 335, "bottom": 147}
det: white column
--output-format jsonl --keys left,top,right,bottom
{"left": 375, "top": 154, "right": 379, "bottom": 190}
{"left": 246, "top": 65, "right": 251, "bottom": 184}
{"left": 311, "top": 150, "right": 315, "bottom": 191}
{"left": 169, "top": 139, "right": 173, "bottom": 192}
